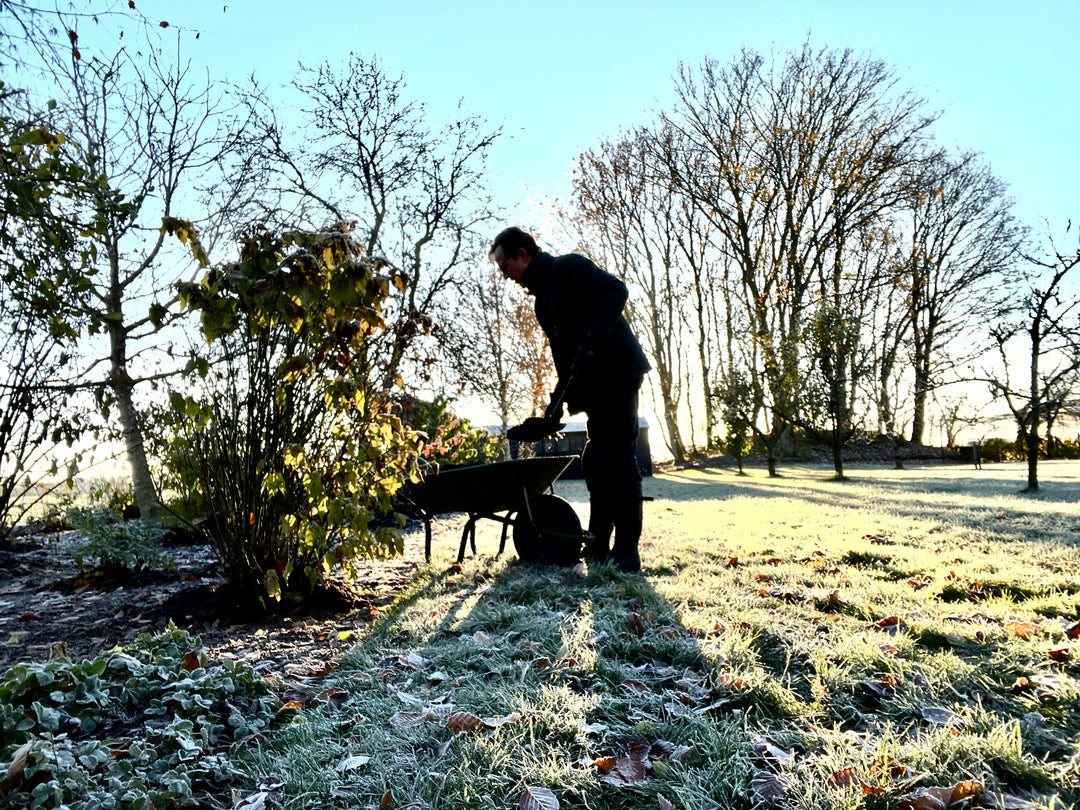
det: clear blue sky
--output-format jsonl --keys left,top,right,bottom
{"left": 176, "top": 0, "right": 1077, "bottom": 233}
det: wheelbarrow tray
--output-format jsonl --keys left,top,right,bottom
{"left": 415, "top": 456, "right": 576, "bottom": 516}
{"left": 413, "top": 456, "right": 578, "bottom": 561}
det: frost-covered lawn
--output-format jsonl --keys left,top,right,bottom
{"left": 236, "top": 461, "right": 1080, "bottom": 810}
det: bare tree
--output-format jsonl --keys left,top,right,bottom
{"left": 571, "top": 127, "right": 690, "bottom": 462}
{"left": 444, "top": 261, "right": 554, "bottom": 434}
{"left": 898, "top": 151, "right": 1024, "bottom": 444}
{"left": 8, "top": 27, "right": 236, "bottom": 520}
{"left": 986, "top": 224, "right": 1080, "bottom": 491}
{"left": 227, "top": 55, "right": 500, "bottom": 400}
{"left": 664, "top": 43, "right": 937, "bottom": 474}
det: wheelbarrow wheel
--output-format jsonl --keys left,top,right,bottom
{"left": 513, "top": 494, "right": 583, "bottom": 567}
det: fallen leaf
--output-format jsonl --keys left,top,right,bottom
{"left": 752, "top": 736, "right": 791, "bottom": 766}
{"left": 336, "top": 755, "right": 371, "bottom": 773}
{"left": 825, "top": 767, "right": 864, "bottom": 791}
{"left": 649, "top": 739, "right": 692, "bottom": 764}
{"left": 658, "top": 794, "right": 679, "bottom": 810}
{"left": 981, "top": 791, "right": 1033, "bottom": 809}
{"left": 622, "top": 679, "right": 650, "bottom": 695}
{"left": 519, "top": 785, "right": 559, "bottom": 810}
{"left": 314, "top": 688, "right": 349, "bottom": 708}
{"left": 446, "top": 711, "right": 488, "bottom": 733}
{"left": 920, "top": 707, "right": 960, "bottom": 726}
{"left": 1065, "top": 620, "right": 1080, "bottom": 640}
{"left": 602, "top": 755, "right": 648, "bottom": 786}
{"left": 380, "top": 789, "right": 392, "bottom": 808}
{"left": 1047, "top": 647, "right": 1070, "bottom": 663}
{"left": 751, "top": 771, "right": 787, "bottom": 805}
{"left": 583, "top": 755, "right": 617, "bottom": 773}
{"left": 1005, "top": 621, "right": 1041, "bottom": 639}
{"left": 0, "top": 739, "right": 31, "bottom": 792}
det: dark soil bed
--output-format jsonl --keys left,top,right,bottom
{"left": 0, "top": 526, "right": 428, "bottom": 693}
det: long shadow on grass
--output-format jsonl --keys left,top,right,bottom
{"left": 249, "top": 546, "right": 768, "bottom": 809}
{"left": 242, "top": 510, "right": 1080, "bottom": 810}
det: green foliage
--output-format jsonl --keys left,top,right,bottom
{"left": 66, "top": 507, "right": 168, "bottom": 573}
{"left": 715, "top": 371, "right": 754, "bottom": 468}
{"left": 980, "top": 437, "right": 1024, "bottom": 463}
{"left": 0, "top": 624, "right": 279, "bottom": 809}
{"left": 396, "top": 394, "right": 500, "bottom": 470}
{"left": 166, "top": 223, "right": 422, "bottom": 606}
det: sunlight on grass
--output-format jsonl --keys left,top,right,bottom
{"left": 235, "top": 462, "right": 1080, "bottom": 810}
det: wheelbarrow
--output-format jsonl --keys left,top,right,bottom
{"left": 410, "top": 455, "right": 585, "bottom": 566}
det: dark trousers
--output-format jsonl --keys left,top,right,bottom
{"left": 581, "top": 376, "right": 644, "bottom": 570}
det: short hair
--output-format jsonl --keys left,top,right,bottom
{"left": 490, "top": 226, "right": 539, "bottom": 259}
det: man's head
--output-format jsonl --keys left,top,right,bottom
{"left": 490, "top": 226, "right": 539, "bottom": 284}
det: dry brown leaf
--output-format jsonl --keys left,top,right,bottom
{"left": 602, "top": 755, "right": 649, "bottom": 786}
{"left": 825, "top": 767, "right": 863, "bottom": 790}
{"left": 380, "top": 789, "right": 392, "bottom": 808}
{"left": 1005, "top": 621, "right": 1041, "bottom": 638}
{"left": 727, "top": 556, "right": 739, "bottom": 566}
{"left": 950, "top": 780, "right": 982, "bottom": 803}
{"left": 446, "top": 711, "right": 489, "bottom": 733}
{"left": 519, "top": 785, "right": 559, "bottom": 810}
{"left": 658, "top": 794, "right": 678, "bottom": 810}
{"left": 1065, "top": 620, "right": 1080, "bottom": 640}
{"left": 627, "top": 612, "right": 645, "bottom": 635}
{"left": 1047, "top": 647, "right": 1071, "bottom": 662}
{"left": 583, "top": 755, "right": 617, "bottom": 773}
{"left": 314, "top": 687, "right": 349, "bottom": 708}
{"left": 897, "top": 791, "right": 947, "bottom": 810}
{"left": 622, "top": 678, "right": 650, "bottom": 695}
{"left": 0, "top": 739, "right": 31, "bottom": 792}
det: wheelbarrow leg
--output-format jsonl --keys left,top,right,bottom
{"left": 458, "top": 515, "right": 479, "bottom": 562}
{"left": 497, "top": 513, "right": 513, "bottom": 557}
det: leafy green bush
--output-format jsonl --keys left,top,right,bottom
{"left": 397, "top": 394, "right": 499, "bottom": 470}
{"left": 0, "top": 624, "right": 279, "bottom": 809}
{"left": 67, "top": 507, "right": 168, "bottom": 573}
{"left": 163, "top": 224, "right": 422, "bottom": 607}
{"left": 980, "top": 437, "right": 1023, "bottom": 462}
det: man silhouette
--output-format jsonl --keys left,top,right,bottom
{"left": 491, "top": 227, "right": 650, "bottom": 572}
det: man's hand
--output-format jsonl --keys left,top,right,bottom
{"left": 507, "top": 416, "right": 565, "bottom": 442}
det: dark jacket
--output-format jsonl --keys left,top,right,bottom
{"left": 523, "top": 251, "right": 650, "bottom": 414}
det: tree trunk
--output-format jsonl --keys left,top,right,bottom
{"left": 1026, "top": 431, "right": 1039, "bottom": 491}
{"left": 831, "top": 439, "right": 845, "bottom": 480}
{"left": 910, "top": 369, "right": 929, "bottom": 445}
{"left": 110, "top": 328, "right": 160, "bottom": 521}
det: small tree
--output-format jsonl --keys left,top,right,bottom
{"left": 791, "top": 305, "right": 863, "bottom": 480}
{"left": 986, "top": 224, "right": 1080, "bottom": 491}
{"left": 716, "top": 370, "right": 754, "bottom": 475}
{"left": 170, "top": 223, "right": 422, "bottom": 606}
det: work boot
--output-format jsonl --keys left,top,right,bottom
{"left": 610, "top": 481, "right": 643, "bottom": 573}
{"left": 586, "top": 487, "right": 613, "bottom": 563}
{"left": 583, "top": 533, "right": 610, "bottom": 563}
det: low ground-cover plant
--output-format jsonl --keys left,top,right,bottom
{"left": 67, "top": 507, "right": 169, "bottom": 573}
{"left": 0, "top": 624, "right": 280, "bottom": 808}
{"left": 229, "top": 463, "right": 1080, "bottom": 809}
